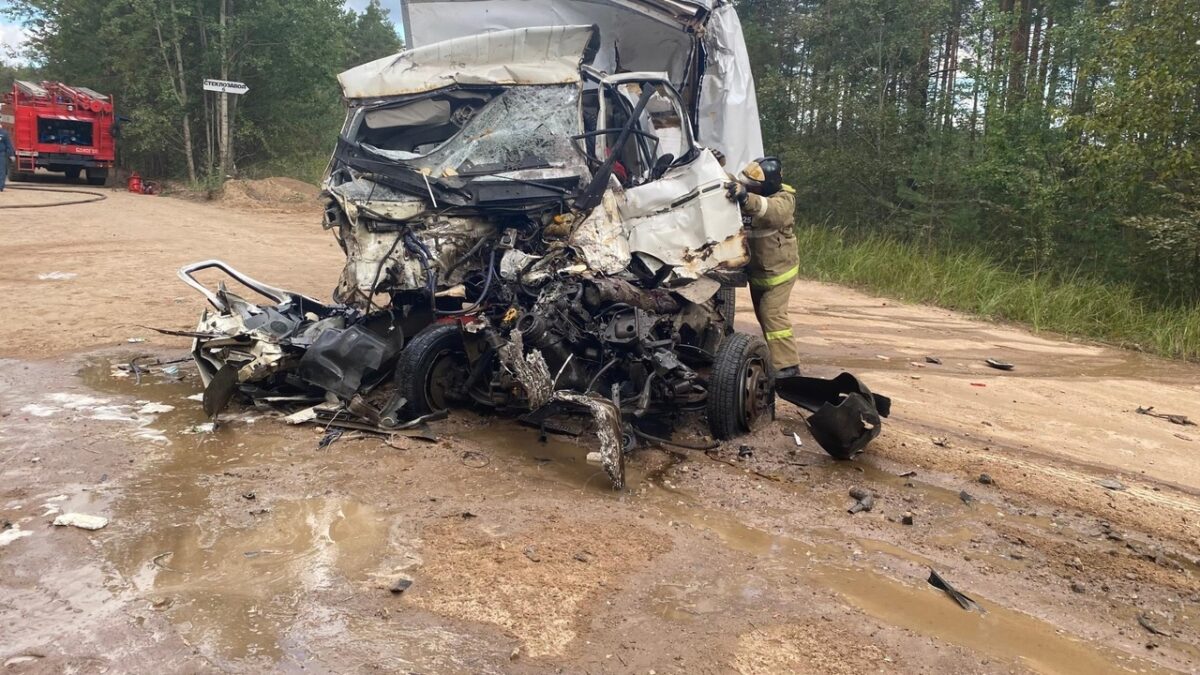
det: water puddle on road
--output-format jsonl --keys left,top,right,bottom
{"left": 647, "top": 480, "right": 1165, "bottom": 675}
{"left": 78, "top": 357, "right": 1170, "bottom": 671}
{"left": 81, "top": 358, "right": 392, "bottom": 663}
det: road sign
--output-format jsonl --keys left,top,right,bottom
{"left": 203, "top": 79, "right": 249, "bottom": 95}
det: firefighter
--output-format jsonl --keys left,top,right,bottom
{"left": 726, "top": 156, "right": 801, "bottom": 378}
{"left": 0, "top": 127, "right": 14, "bottom": 191}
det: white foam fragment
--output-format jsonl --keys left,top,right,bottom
{"left": 37, "top": 271, "right": 78, "bottom": 281}
{"left": 186, "top": 393, "right": 205, "bottom": 402}
{"left": 53, "top": 513, "right": 109, "bottom": 530}
{"left": 137, "top": 403, "right": 175, "bottom": 415}
{"left": 19, "top": 404, "right": 58, "bottom": 417}
{"left": 0, "top": 526, "right": 34, "bottom": 546}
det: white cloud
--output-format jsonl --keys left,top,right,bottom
{"left": 0, "top": 22, "right": 30, "bottom": 60}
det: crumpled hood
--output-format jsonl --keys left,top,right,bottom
{"left": 337, "top": 25, "right": 598, "bottom": 100}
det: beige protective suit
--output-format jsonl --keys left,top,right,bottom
{"left": 741, "top": 185, "right": 800, "bottom": 370}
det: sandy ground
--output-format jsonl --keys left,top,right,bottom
{"left": 1, "top": 185, "right": 1198, "bottom": 673}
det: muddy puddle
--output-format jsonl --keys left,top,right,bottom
{"left": 75, "top": 355, "right": 1176, "bottom": 672}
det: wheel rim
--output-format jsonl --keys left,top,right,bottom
{"left": 424, "top": 349, "right": 467, "bottom": 410}
{"left": 737, "top": 355, "right": 772, "bottom": 432}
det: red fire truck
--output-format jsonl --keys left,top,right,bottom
{"left": 1, "top": 80, "right": 116, "bottom": 185}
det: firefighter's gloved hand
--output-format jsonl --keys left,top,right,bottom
{"left": 725, "top": 181, "right": 748, "bottom": 206}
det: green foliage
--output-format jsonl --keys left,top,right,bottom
{"left": 795, "top": 226, "right": 1200, "bottom": 361}
{"left": 742, "top": 0, "right": 1200, "bottom": 307}
{"left": 3, "top": 0, "right": 400, "bottom": 182}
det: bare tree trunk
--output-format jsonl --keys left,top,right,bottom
{"left": 218, "top": 0, "right": 232, "bottom": 178}
{"left": 1037, "top": 15, "right": 1054, "bottom": 107}
{"left": 1007, "top": 0, "right": 1032, "bottom": 106}
{"left": 152, "top": 0, "right": 197, "bottom": 183}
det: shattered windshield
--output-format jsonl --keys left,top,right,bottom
{"left": 358, "top": 85, "right": 586, "bottom": 178}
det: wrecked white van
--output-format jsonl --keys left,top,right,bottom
{"left": 171, "top": 4, "right": 888, "bottom": 489}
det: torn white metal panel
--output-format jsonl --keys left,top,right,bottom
{"left": 568, "top": 187, "right": 632, "bottom": 276}
{"left": 620, "top": 150, "right": 746, "bottom": 277}
{"left": 696, "top": 3, "right": 764, "bottom": 171}
{"left": 401, "top": 0, "right": 765, "bottom": 170}
{"left": 337, "top": 25, "right": 596, "bottom": 99}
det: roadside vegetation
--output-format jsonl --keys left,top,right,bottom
{"left": 742, "top": 0, "right": 1199, "bottom": 337}
{"left": 797, "top": 226, "right": 1200, "bottom": 361}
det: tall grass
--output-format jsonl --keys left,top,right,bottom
{"left": 795, "top": 226, "right": 1200, "bottom": 361}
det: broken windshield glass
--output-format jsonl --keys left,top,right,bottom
{"left": 357, "top": 85, "right": 586, "bottom": 179}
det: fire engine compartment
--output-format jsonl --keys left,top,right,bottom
{"left": 1, "top": 80, "right": 116, "bottom": 184}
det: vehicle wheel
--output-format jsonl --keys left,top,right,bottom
{"left": 85, "top": 168, "right": 108, "bottom": 186}
{"left": 394, "top": 323, "right": 469, "bottom": 416}
{"left": 716, "top": 285, "right": 737, "bottom": 334}
{"left": 65, "top": 168, "right": 82, "bottom": 181}
{"left": 707, "top": 331, "right": 774, "bottom": 440}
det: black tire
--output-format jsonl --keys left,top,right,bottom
{"left": 85, "top": 168, "right": 107, "bottom": 186}
{"left": 65, "top": 168, "right": 82, "bottom": 181}
{"left": 716, "top": 285, "right": 737, "bottom": 334}
{"left": 707, "top": 331, "right": 775, "bottom": 440}
{"left": 394, "top": 323, "right": 469, "bottom": 416}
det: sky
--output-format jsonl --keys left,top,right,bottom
{"left": 0, "top": 1, "right": 405, "bottom": 64}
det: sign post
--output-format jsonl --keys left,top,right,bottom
{"left": 203, "top": 79, "right": 249, "bottom": 95}
{"left": 203, "top": 79, "right": 248, "bottom": 176}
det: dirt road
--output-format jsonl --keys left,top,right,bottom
{"left": 1, "top": 186, "right": 1198, "bottom": 673}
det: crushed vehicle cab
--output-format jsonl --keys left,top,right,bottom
{"left": 323, "top": 24, "right": 766, "bottom": 487}
{"left": 170, "top": 7, "right": 888, "bottom": 489}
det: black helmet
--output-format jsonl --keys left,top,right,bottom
{"left": 740, "top": 156, "right": 783, "bottom": 196}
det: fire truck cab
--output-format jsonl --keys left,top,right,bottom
{"left": 1, "top": 80, "right": 116, "bottom": 185}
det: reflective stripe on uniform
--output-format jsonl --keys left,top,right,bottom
{"left": 749, "top": 264, "right": 799, "bottom": 289}
{"left": 765, "top": 328, "right": 794, "bottom": 341}
{"left": 752, "top": 195, "right": 769, "bottom": 217}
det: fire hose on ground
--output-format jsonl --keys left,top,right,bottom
{"left": 0, "top": 185, "right": 108, "bottom": 209}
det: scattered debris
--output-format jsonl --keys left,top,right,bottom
{"left": 925, "top": 356, "right": 942, "bottom": 365}
{"left": 1137, "top": 612, "right": 1173, "bottom": 637}
{"left": 737, "top": 445, "right": 754, "bottom": 459}
{"left": 792, "top": 432, "right": 803, "bottom": 447}
{"left": 126, "top": 337, "right": 147, "bottom": 344}
{"left": 0, "top": 525, "right": 34, "bottom": 547}
{"left": 1136, "top": 406, "right": 1194, "bottom": 426}
{"left": 389, "top": 577, "right": 413, "bottom": 595}
{"left": 897, "top": 470, "right": 917, "bottom": 478}
{"left": 932, "top": 437, "right": 951, "bottom": 448}
{"left": 242, "top": 492, "right": 256, "bottom": 500}
{"left": 848, "top": 486, "right": 875, "bottom": 514}
{"left": 978, "top": 473, "right": 994, "bottom": 485}
{"left": 927, "top": 569, "right": 983, "bottom": 612}
{"left": 318, "top": 428, "right": 344, "bottom": 450}
{"left": 985, "top": 358, "right": 1014, "bottom": 371}
{"left": 901, "top": 512, "right": 914, "bottom": 526}
{"left": 959, "top": 490, "right": 974, "bottom": 505}
{"left": 1070, "top": 580, "right": 1086, "bottom": 594}
{"left": 1097, "top": 478, "right": 1126, "bottom": 491}
{"left": 970, "top": 383, "right": 986, "bottom": 388}
{"left": 875, "top": 354, "right": 890, "bottom": 361}
{"left": 52, "top": 513, "right": 108, "bottom": 530}
{"left": 573, "top": 551, "right": 593, "bottom": 563}
{"left": 523, "top": 546, "right": 541, "bottom": 563}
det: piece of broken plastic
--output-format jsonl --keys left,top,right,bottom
{"left": 776, "top": 372, "right": 891, "bottom": 460}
